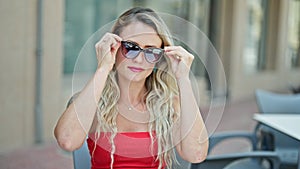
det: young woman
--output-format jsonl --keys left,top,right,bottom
{"left": 54, "top": 7, "right": 208, "bottom": 169}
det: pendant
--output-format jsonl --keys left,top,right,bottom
{"left": 128, "top": 107, "right": 132, "bottom": 111}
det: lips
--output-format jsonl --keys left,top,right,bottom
{"left": 128, "top": 66, "right": 145, "bottom": 72}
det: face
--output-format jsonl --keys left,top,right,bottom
{"left": 115, "top": 21, "right": 163, "bottom": 83}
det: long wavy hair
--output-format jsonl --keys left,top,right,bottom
{"left": 94, "top": 7, "right": 180, "bottom": 169}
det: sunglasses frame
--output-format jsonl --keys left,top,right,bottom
{"left": 120, "top": 41, "right": 164, "bottom": 64}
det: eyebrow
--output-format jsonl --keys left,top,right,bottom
{"left": 144, "top": 44, "right": 159, "bottom": 48}
{"left": 126, "top": 40, "right": 161, "bottom": 48}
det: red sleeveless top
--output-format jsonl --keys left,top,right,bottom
{"left": 87, "top": 132, "right": 166, "bottom": 169}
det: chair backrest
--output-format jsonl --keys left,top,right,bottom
{"left": 191, "top": 153, "right": 279, "bottom": 169}
{"left": 191, "top": 132, "right": 280, "bottom": 169}
{"left": 73, "top": 141, "right": 91, "bottom": 169}
{"left": 255, "top": 89, "right": 300, "bottom": 114}
{"left": 174, "top": 150, "right": 191, "bottom": 169}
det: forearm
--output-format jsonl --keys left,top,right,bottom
{"left": 54, "top": 67, "right": 109, "bottom": 151}
{"left": 176, "top": 77, "right": 209, "bottom": 163}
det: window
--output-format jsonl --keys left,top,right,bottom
{"left": 64, "top": 0, "right": 133, "bottom": 74}
{"left": 243, "top": 0, "right": 269, "bottom": 74}
{"left": 287, "top": 0, "right": 300, "bottom": 68}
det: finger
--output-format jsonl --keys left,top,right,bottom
{"left": 110, "top": 38, "right": 121, "bottom": 49}
{"left": 165, "top": 46, "right": 183, "bottom": 57}
{"left": 97, "top": 36, "right": 117, "bottom": 56}
{"left": 95, "top": 42, "right": 105, "bottom": 61}
{"left": 106, "top": 36, "right": 122, "bottom": 51}
{"left": 111, "top": 41, "right": 121, "bottom": 56}
{"left": 164, "top": 46, "right": 185, "bottom": 52}
{"left": 101, "top": 33, "right": 122, "bottom": 46}
{"left": 165, "top": 47, "right": 194, "bottom": 62}
{"left": 109, "top": 33, "right": 122, "bottom": 42}
{"left": 164, "top": 50, "right": 183, "bottom": 60}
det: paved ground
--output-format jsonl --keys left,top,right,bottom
{"left": 0, "top": 141, "right": 73, "bottom": 169}
{"left": 0, "top": 97, "right": 259, "bottom": 169}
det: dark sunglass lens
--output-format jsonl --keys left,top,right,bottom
{"left": 126, "top": 50, "right": 140, "bottom": 59}
{"left": 145, "top": 48, "right": 163, "bottom": 63}
{"left": 121, "top": 41, "right": 140, "bottom": 59}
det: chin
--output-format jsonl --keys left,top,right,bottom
{"left": 128, "top": 75, "right": 146, "bottom": 83}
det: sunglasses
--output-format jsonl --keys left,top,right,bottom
{"left": 120, "top": 41, "right": 164, "bottom": 63}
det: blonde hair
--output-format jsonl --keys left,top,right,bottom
{"left": 95, "top": 7, "right": 179, "bottom": 169}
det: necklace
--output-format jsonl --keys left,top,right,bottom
{"left": 120, "top": 101, "right": 143, "bottom": 111}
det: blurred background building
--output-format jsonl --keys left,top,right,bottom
{"left": 1, "top": 0, "right": 300, "bottom": 155}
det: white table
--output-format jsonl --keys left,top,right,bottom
{"left": 253, "top": 114, "right": 300, "bottom": 169}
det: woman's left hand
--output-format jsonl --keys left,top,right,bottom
{"left": 164, "top": 46, "right": 194, "bottom": 79}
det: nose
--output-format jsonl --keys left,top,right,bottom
{"left": 132, "top": 51, "right": 145, "bottom": 63}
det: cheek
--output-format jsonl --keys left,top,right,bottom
{"left": 115, "top": 50, "right": 126, "bottom": 67}
{"left": 144, "top": 63, "right": 156, "bottom": 74}
{"left": 147, "top": 64, "right": 155, "bottom": 70}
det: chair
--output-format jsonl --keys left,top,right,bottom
{"left": 191, "top": 131, "right": 280, "bottom": 169}
{"left": 255, "top": 89, "right": 300, "bottom": 168}
{"left": 255, "top": 89, "right": 300, "bottom": 114}
{"left": 73, "top": 140, "right": 91, "bottom": 169}
{"left": 173, "top": 151, "right": 191, "bottom": 169}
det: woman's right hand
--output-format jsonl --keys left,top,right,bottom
{"left": 95, "top": 33, "right": 122, "bottom": 71}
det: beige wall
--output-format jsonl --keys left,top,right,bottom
{"left": 0, "top": 0, "right": 36, "bottom": 151}
{"left": 42, "top": 0, "right": 64, "bottom": 141}
{"left": 0, "top": 0, "right": 63, "bottom": 152}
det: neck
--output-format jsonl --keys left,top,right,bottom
{"left": 118, "top": 77, "right": 147, "bottom": 105}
